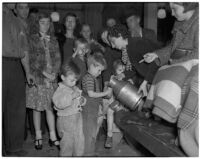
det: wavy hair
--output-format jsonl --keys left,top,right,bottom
{"left": 107, "top": 24, "right": 130, "bottom": 39}
{"left": 29, "top": 12, "right": 54, "bottom": 36}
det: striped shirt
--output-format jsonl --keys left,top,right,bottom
{"left": 82, "top": 73, "right": 100, "bottom": 95}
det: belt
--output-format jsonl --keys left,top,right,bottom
{"left": 3, "top": 57, "right": 21, "bottom": 61}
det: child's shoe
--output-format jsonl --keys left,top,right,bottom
{"left": 105, "top": 136, "right": 113, "bottom": 148}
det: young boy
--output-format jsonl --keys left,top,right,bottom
{"left": 72, "top": 38, "right": 89, "bottom": 88}
{"left": 81, "top": 52, "right": 112, "bottom": 156}
{"left": 104, "top": 59, "right": 131, "bottom": 148}
{"left": 52, "top": 60, "right": 86, "bottom": 156}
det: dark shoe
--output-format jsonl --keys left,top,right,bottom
{"left": 49, "top": 139, "right": 60, "bottom": 149}
{"left": 6, "top": 150, "right": 28, "bottom": 157}
{"left": 34, "top": 139, "right": 43, "bottom": 150}
{"left": 105, "top": 136, "right": 113, "bottom": 148}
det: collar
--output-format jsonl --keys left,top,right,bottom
{"left": 59, "top": 82, "right": 74, "bottom": 92}
{"left": 173, "top": 9, "right": 198, "bottom": 34}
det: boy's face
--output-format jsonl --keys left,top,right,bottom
{"left": 89, "top": 62, "right": 105, "bottom": 77}
{"left": 39, "top": 18, "right": 50, "bottom": 34}
{"left": 81, "top": 25, "right": 91, "bottom": 40}
{"left": 61, "top": 73, "right": 78, "bottom": 87}
{"left": 75, "top": 43, "right": 88, "bottom": 58}
{"left": 116, "top": 64, "right": 125, "bottom": 75}
{"left": 65, "top": 16, "right": 76, "bottom": 30}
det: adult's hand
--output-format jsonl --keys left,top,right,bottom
{"left": 143, "top": 52, "right": 158, "bottom": 63}
{"left": 138, "top": 80, "right": 148, "bottom": 97}
{"left": 101, "top": 30, "right": 110, "bottom": 46}
{"left": 26, "top": 73, "right": 36, "bottom": 85}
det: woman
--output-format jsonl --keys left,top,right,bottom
{"left": 142, "top": 3, "right": 199, "bottom": 156}
{"left": 26, "top": 12, "right": 61, "bottom": 150}
{"left": 107, "top": 24, "right": 160, "bottom": 96}
{"left": 62, "top": 12, "right": 77, "bottom": 64}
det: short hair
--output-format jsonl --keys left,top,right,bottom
{"left": 87, "top": 51, "right": 107, "bottom": 70}
{"left": 74, "top": 38, "right": 89, "bottom": 48}
{"left": 61, "top": 59, "right": 81, "bottom": 79}
{"left": 173, "top": 2, "right": 199, "bottom": 12}
{"left": 113, "top": 59, "right": 124, "bottom": 72}
{"left": 124, "top": 8, "right": 141, "bottom": 20}
{"left": 107, "top": 24, "right": 129, "bottom": 39}
{"left": 63, "top": 12, "right": 77, "bottom": 24}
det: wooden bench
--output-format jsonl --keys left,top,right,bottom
{"left": 114, "top": 110, "right": 186, "bottom": 157}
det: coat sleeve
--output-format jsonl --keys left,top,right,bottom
{"left": 155, "top": 39, "right": 174, "bottom": 66}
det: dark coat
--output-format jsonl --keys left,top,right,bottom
{"left": 155, "top": 9, "right": 199, "bottom": 66}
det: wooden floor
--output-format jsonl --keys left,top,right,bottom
{"left": 22, "top": 125, "right": 151, "bottom": 157}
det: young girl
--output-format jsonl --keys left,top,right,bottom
{"left": 53, "top": 60, "right": 86, "bottom": 156}
{"left": 104, "top": 59, "right": 130, "bottom": 148}
{"left": 26, "top": 12, "right": 60, "bottom": 150}
{"left": 80, "top": 23, "right": 105, "bottom": 53}
{"left": 81, "top": 52, "right": 112, "bottom": 156}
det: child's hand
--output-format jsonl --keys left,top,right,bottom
{"left": 72, "top": 48, "right": 80, "bottom": 58}
{"left": 79, "top": 96, "right": 86, "bottom": 106}
{"left": 105, "top": 87, "right": 112, "bottom": 97}
{"left": 72, "top": 91, "right": 81, "bottom": 99}
{"left": 116, "top": 73, "right": 125, "bottom": 81}
{"left": 128, "top": 78, "right": 134, "bottom": 85}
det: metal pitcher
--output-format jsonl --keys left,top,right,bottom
{"left": 109, "top": 77, "right": 144, "bottom": 111}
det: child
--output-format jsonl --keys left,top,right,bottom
{"left": 104, "top": 59, "right": 131, "bottom": 148}
{"left": 72, "top": 38, "right": 90, "bottom": 88}
{"left": 81, "top": 52, "right": 112, "bottom": 156}
{"left": 52, "top": 60, "right": 86, "bottom": 156}
{"left": 80, "top": 23, "right": 105, "bottom": 53}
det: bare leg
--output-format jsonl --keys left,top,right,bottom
{"left": 107, "top": 108, "right": 114, "bottom": 137}
{"left": 33, "top": 110, "right": 42, "bottom": 145}
{"left": 45, "top": 109, "right": 59, "bottom": 145}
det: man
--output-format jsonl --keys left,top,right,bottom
{"left": 3, "top": 3, "right": 34, "bottom": 156}
{"left": 125, "top": 9, "right": 162, "bottom": 46}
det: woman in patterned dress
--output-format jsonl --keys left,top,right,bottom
{"left": 26, "top": 12, "right": 61, "bottom": 150}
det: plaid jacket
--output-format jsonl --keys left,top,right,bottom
{"left": 29, "top": 33, "right": 61, "bottom": 85}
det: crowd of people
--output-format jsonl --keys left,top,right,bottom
{"left": 2, "top": 2, "right": 198, "bottom": 157}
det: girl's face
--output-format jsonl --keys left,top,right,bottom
{"left": 108, "top": 35, "right": 126, "bottom": 50}
{"left": 170, "top": 3, "right": 190, "bottom": 21}
{"left": 75, "top": 43, "right": 87, "bottom": 58}
{"left": 89, "top": 62, "right": 104, "bottom": 77}
{"left": 116, "top": 64, "right": 125, "bottom": 75}
{"left": 65, "top": 16, "right": 76, "bottom": 30}
{"left": 39, "top": 18, "right": 50, "bottom": 34}
{"left": 81, "top": 25, "right": 91, "bottom": 40}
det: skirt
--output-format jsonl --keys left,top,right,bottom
{"left": 26, "top": 84, "right": 55, "bottom": 111}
